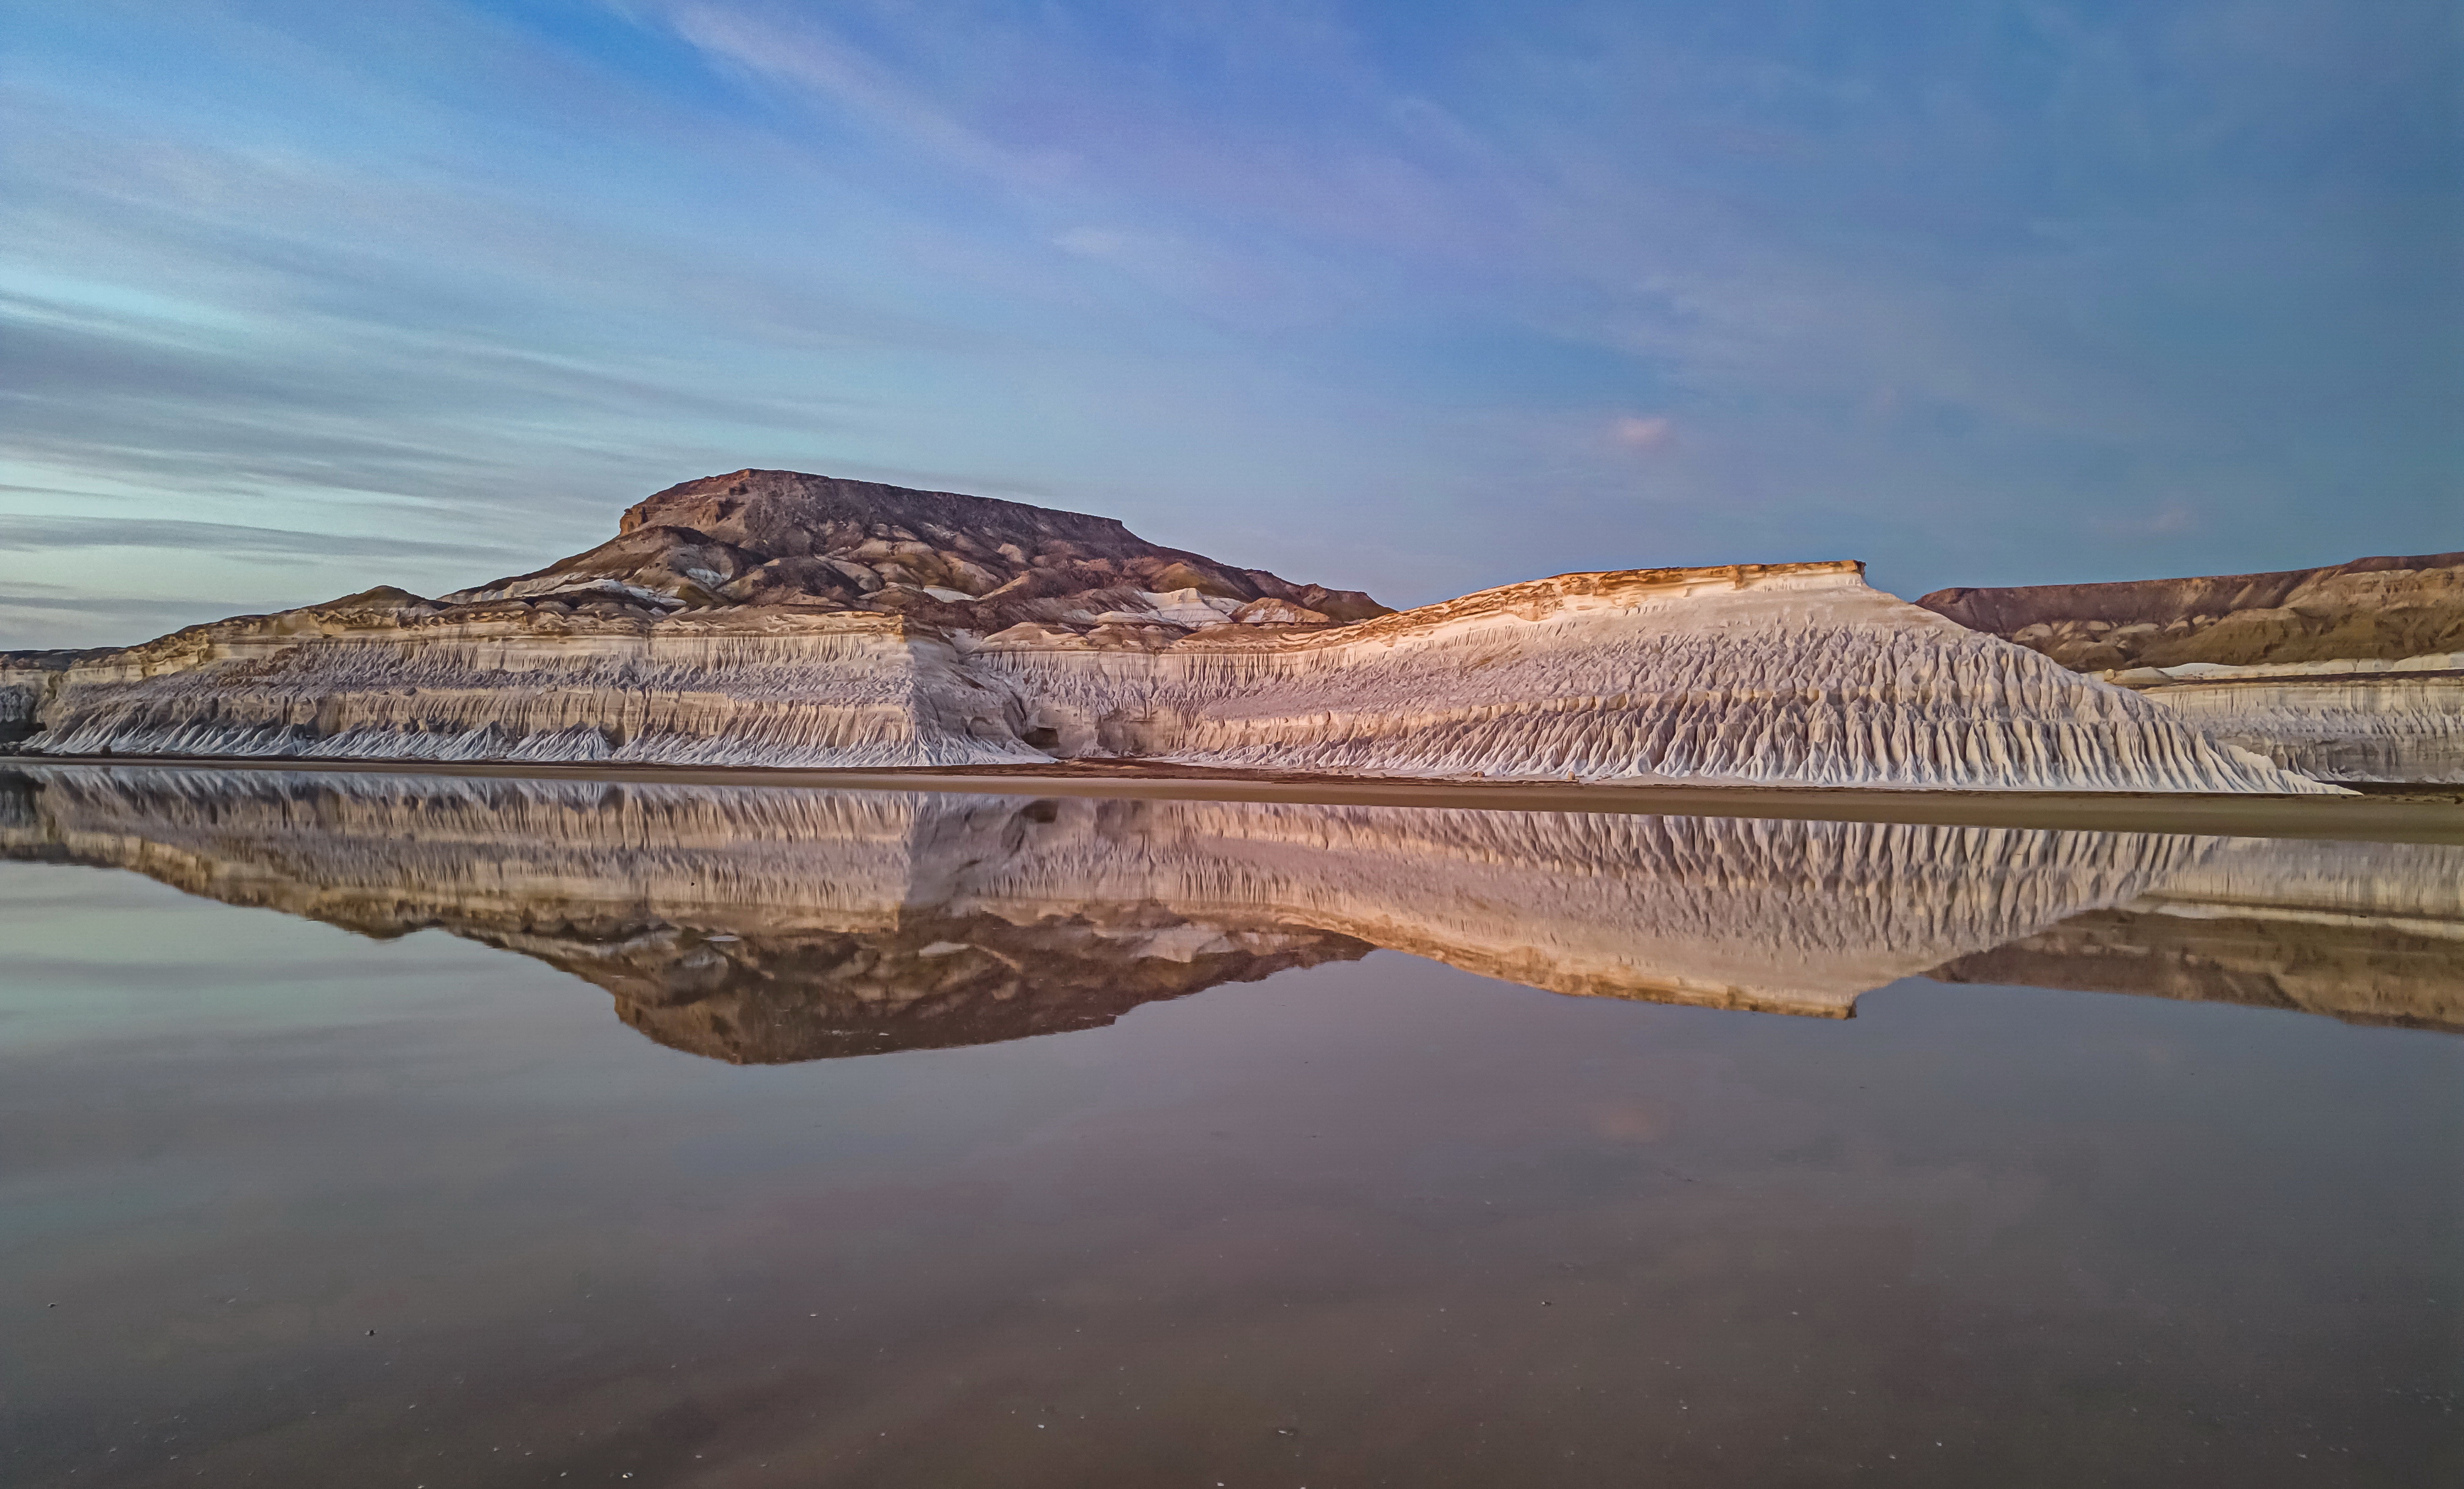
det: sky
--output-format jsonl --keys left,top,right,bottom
{"left": 2, "top": 0, "right": 2457, "bottom": 648}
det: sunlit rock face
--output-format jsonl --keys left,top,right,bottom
{"left": 974, "top": 564, "right": 2327, "bottom": 792}
{"left": 1919, "top": 552, "right": 2464, "bottom": 783}
{"left": 448, "top": 469, "right": 1389, "bottom": 627}
{"left": 0, "top": 606, "right": 1037, "bottom": 767}
{"left": 7, "top": 766, "right": 2422, "bottom": 1066}
{"left": 0, "top": 470, "right": 2334, "bottom": 791}
{"left": 2102, "top": 669, "right": 2463, "bottom": 785}
{"left": 0, "top": 471, "right": 1382, "bottom": 770}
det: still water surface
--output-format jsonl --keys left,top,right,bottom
{"left": 1, "top": 766, "right": 2458, "bottom": 1487}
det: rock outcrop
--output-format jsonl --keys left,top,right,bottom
{"left": 3, "top": 766, "right": 2334, "bottom": 1062}
{"left": 444, "top": 469, "right": 1388, "bottom": 628}
{"left": 0, "top": 470, "right": 2340, "bottom": 792}
{"left": 1919, "top": 552, "right": 2464, "bottom": 783}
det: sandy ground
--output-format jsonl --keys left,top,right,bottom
{"left": 12, "top": 754, "right": 2460, "bottom": 844}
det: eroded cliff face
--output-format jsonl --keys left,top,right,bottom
{"left": 2109, "top": 667, "right": 2464, "bottom": 784}
{"left": 972, "top": 563, "right": 2329, "bottom": 792}
{"left": 0, "top": 604, "right": 1039, "bottom": 767}
{"left": 1928, "top": 837, "right": 2464, "bottom": 1032}
{"left": 0, "top": 471, "right": 2339, "bottom": 791}
{"left": 1918, "top": 552, "right": 2464, "bottom": 783}
{"left": 2, "top": 765, "right": 2367, "bottom": 1064}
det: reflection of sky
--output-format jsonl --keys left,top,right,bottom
{"left": 4, "top": 857, "right": 2458, "bottom": 1485}
{"left": 4, "top": 1, "right": 2456, "bottom": 646}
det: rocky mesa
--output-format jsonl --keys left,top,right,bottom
{"left": 1920, "top": 552, "right": 2464, "bottom": 783}
{"left": 448, "top": 467, "right": 1390, "bottom": 629}
{"left": 0, "top": 468, "right": 2342, "bottom": 793}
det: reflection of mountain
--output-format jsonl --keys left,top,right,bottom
{"left": 2, "top": 766, "right": 2454, "bottom": 1059}
{"left": 558, "top": 907, "right": 1368, "bottom": 1063}
{"left": 1928, "top": 838, "right": 2464, "bottom": 1032}
{"left": 0, "top": 769, "right": 1372, "bottom": 1062}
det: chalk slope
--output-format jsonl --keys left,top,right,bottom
{"left": 1, "top": 472, "right": 2337, "bottom": 793}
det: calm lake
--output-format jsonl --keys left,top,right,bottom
{"left": 2, "top": 765, "right": 2457, "bottom": 1487}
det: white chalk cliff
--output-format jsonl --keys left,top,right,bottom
{"left": 0, "top": 470, "right": 2337, "bottom": 793}
{"left": 1920, "top": 552, "right": 2464, "bottom": 783}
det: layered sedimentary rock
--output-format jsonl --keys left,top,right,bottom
{"left": 1920, "top": 552, "right": 2464, "bottom": 782}
{"left": 0, "top": 602, "right": 1032, "bottom": 767}
{"left": 444, "top": 468, "right": 1388, "bottom": 627}
{"left": 7, "top": 766, "right": 2419, "bottom": 1066}
{"left": 969, "top": 563, "right": 2326, "bottom": 791}
{"left": 0, "top": 470, "right": 2336, "bottom": 791}
{"left": 2111, "top": 665, "right": 2464, "bottom": 785}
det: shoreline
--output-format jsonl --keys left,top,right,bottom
{"left": 8, "top": 753, "right": 2460, "bottom": 844}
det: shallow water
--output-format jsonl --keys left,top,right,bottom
{"left": 1, "top": 766, "right": 2458, "bottom": 1487}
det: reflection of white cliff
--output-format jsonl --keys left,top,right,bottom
{"left": 1, "top": 563, "right": 2332, "bottom": 794}
{"left": 953, "top": 798, "right": 2216, "bottom": 1016}
{"left": 2, "top": 766, "right": 2231, "bottom": 1027}
{"left": 2137, "top": 835, "right": 2464, "bottom": 931}
{"left": 1930, "top": 837, "right": 2464, "bottom": 1031}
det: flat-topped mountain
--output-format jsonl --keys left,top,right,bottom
{"left": 1917, "top": 550, "right": 2464, "bottom": 672}
{"left": 1919, "top": 552, "right": 2463, "bottom": 783}
{"left": 448, "top": 468, "right": 1388, "bottom": 630}
{"left": 0, "top": 471, "right": 2353, "bottom": 791}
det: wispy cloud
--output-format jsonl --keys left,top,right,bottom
{"left": 0, "top": 585, "right": 263, "bottom": 619}
{"left": 0, "top": 583, "right": 281, "bottom": 651}
{"left": 1610, "top": 416, "right": 1673, "bottom": 451}
{"left": 0, "top": 0, "right": 2449, "bottom": 641}
{"left": 666, "top": 2, "right": 1048, "bottom": 185}
{"left": 0, "top": 514, "right": 504, "bottom": 564}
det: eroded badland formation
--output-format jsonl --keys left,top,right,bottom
{"left": 2, "top": 470, "right": 2454, "bottom": 789}
{"left": 1920, "top": 554, "right": 2463, "bottom": 785}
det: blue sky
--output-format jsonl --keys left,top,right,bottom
{"left": 2, "top": 0, "right": 2456, "bottom": 646}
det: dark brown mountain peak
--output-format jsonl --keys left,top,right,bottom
{"left": 444, "top": 468, "right": 1389, "bottom": 631}
{"left": 618, "top": 468, "right": 1145, "bottom": 558}
{"left": 1918, "top": 550, "right": 2464, "bottom": 670}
